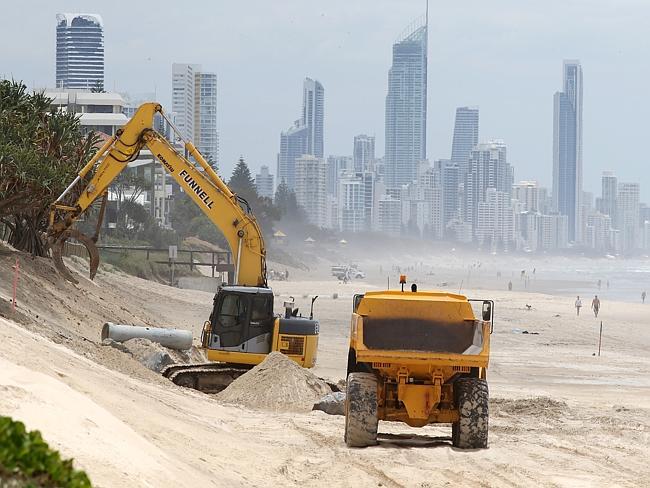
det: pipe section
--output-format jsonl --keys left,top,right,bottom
{"left": 101, "top": 322, "right": 193, "bottom": 350}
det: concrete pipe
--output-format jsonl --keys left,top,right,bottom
{"left": 101, "top": 322, "right": 193, "bottom": 350}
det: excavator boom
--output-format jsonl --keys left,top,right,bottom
{"left": 48, "top": 102, "right": 266, "bottom": 287}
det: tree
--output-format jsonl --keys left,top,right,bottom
{"left": 228, "top": 156, "right": 257, "bottom": 205}
{"left": 0, "top": 80, "right": 98, "bottom": 255}
{"left": 274, "top": 181, "right": 306, "bottom": 222}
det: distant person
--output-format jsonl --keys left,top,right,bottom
{"left": 508, "top": 281, "right": 513, "bottom": 291}
{"left": 597, "top": 279, "right": 602, "bottom": 290}
{"left": 285, "top": 268, "right": 289, "bottom": 280}
{"left": 575, "top": 296, "right": 582, "bottom": 316}
{"left": 642, "top": 291, "right": 646, "bottom": 304}
{"left": 592, "top": 295, "right": 601, "bottom": 317}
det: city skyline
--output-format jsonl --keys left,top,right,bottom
{"left": 1, "top": 1, "right": 647, "bottom": 200}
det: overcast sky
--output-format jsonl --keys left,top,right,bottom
{"left": 1, "top": 0, "right": 649, "bottom": 200}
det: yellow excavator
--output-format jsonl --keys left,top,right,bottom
{"left": 47, "top": 102, "right": 319, "bottom": 392}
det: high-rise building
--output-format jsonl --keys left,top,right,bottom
{"left": 553, "top": 60, "right": 583, "bottom": 243}
{"left": 56, "top": 14, "right": 104, "bottom": 90}
{"left": 617, "top": 182, "right": 640, "bottom": 251}
{"left": 338, "top": 173, "right": 365, "bottom": 232}
{"left": 196, "top": 72, "right": 219, "bottom": 165}
{"left": 171, "top": 63, "right": 197, "bottom": 142}
{"left": 450, "top": 106, "right": 479, "bottom": 176}
{"left": 295, "top": 155, "right": 327, "bottom": 227}
{"left": 325, "top": 156, "right": 352, "bottom": 197}
{"left": 436, "top": 159, "right": 460, "bottom": 236}
{"left": 384, "top": 15, "right": 428, "bottom": 188}
{"left": 600, "top": 171, "right": 618, "bottom": 227}
{"left": 377, "top": 195, "right": 402, "bottom": 236}
{"left": 463, "top": 141, "right": 513, "bottom": 236}
{"left": 353, "top": 135, "right": 375, "bottom": 173}
{"left": 255, "top": 166, "right": 275, "bottom": 200}
{"left": 171, "top": 64, "right": 219, "bottom": 168}
{"left": 512, "top": 181, "right": 540, "bottom": 213}
{"left": 302, "top": 78, "right": 324, "bottom": 158}
{"left": 539, "top": 214, "right": 569, "bottom": 250}
{"left": 278, "top": 78, "right": 325, "bottom": 189}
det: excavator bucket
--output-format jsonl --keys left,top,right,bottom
{"left": 50, "top": 229, "right": 100, "bottom": 284}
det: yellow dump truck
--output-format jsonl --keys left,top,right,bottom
{"left": 344, "top": 282, "right": 493, "bottom": 448}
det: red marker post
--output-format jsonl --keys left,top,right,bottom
{"left": 12, "top": 257, "right": 20, "bottom": 311}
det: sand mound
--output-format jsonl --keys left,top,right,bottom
{"left": 491, "top": 397, "right": 568, "bottom": 418}
{"left": 217, "top": 352, "right": 331, "bottom": 412}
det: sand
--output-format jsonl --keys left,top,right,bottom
{"left": 1, "top": 244, "right": 650, "bottom": 487}
{"left": 217, "top": 352, "right": 331, "bottom": 412}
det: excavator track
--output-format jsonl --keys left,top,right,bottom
{"left": 161, "top": 363, "right": 253, "bottom": 394}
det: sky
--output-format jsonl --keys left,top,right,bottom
{"left": 1, "top": 0, "right": 649, "bottom": 200}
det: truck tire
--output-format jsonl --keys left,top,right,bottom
{"left": 452, "top": 378, "right": 489, "bottom": 449}
{"left": 344, "top": 372, "right": 378, "bottom": 447}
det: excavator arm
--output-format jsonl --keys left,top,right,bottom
{"left": 48, "top": 102, "right": 266, "bottom": 287}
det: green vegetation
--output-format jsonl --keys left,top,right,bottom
{"left": 0, "top": 80, "right": 98, "bottom": 256}
{"left": 0, "top": 416, "right": 91, "bottom": 487}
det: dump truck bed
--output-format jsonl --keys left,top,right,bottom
{"left": 351, "top": 290, "right": 490, "bottom": 371}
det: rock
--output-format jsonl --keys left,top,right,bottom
{"left": 101, "top": 337, "right": 130, "bottom": 354}
{"left": 103, "top": 337, "right": 175, "bottom": 373}
{"left": 313, "top": 391, "right": 346, "bottom": 416}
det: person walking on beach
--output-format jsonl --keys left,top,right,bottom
{"left": 575, "top": 296, "right": 582, "bottom": 316}
{"left": 591, "top": 295, "right": 601, "bottom": 317}
{"left": 642, "top": 291, "right": 646, "bottom": 304}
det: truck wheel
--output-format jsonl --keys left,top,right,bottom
{"left": 344, "top": 372, "right": 378, "bottom": 447}
{"left": 452, "top": 378, "right": 489, "bottom": 449}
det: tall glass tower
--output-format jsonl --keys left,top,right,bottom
{"left": 451, "top": 106, "right": 479, "bottom": 176}
{"left": 384, "top": 14, "right": 428, "bottom": 189}
{"left": 56, "top": 14, "right": 104, "bottom": 90}
{"left": 553, "top": 60, "right": 583, "bottom": 243}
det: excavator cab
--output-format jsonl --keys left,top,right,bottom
{"left": 200, "top": 286, "right": 320, "bottom": 369}
{"left": 208, "top": 286, "right": 276, "bottom": 355}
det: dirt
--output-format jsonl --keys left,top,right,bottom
{"left": 217, "top": 352, "right": 332, "bottom": 412}
{"left": 1, "top": 243, "right": 650, "bottom": 487}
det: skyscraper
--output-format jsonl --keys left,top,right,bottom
{"left": 56, "top": 14, "right": 104, "bottom": 90}
{"left": 617, "top": 182, "right": 640, "bottom": 251}
{"left": 302, "top": 78, "right": 324, "bottom": 158}
{"left": 553, "top": 60, "right": 583, "bottom": 243}
{"left": 384, "top": 14, "right": 428, "bottom": 188}
{"left": 353, "top": 135, "right": 375, "bottom": 173}
{"left": 450, "top": 106, "right": 479, "bottom": 176}
{"left": 278, "top": 78, "right": 325, "bottom": 189}
{"left": 171, "top": 63, "right": 219, "bottom": 167}
{"left": 295, "top": 155, "right": 327, "bottom": 228}
{"left": 196, "top": 72, "right": 219, "bottom": 165}
{"left": 463, "top": 141, "right": 513, "bottom": 237}
{"left": 600, "top": 171, "right": 618, "bottom": 227}
{"left": 172, "top": 63, "right": 197, "bottom": 142}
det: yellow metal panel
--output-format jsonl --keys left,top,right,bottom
{"left": 397, "top": 383, "right": 441, "bottom": 421}
{"left": 356, "top": 290, "right": 475, "bottom": 321}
